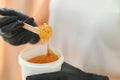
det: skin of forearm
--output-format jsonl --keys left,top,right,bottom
{"left": 32, "top": 0, "right": 49, "bottom": 25}
{"left": 109, "top": 76, "right": 120, "bottom": 80}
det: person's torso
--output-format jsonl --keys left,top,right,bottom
{"left": 49, "top": 0, "right": 120, "bottom": 76}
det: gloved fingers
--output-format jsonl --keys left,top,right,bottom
{"left": 10, "top": 26, "right": 40, "bottom": 44}
{"left": 2, "top": 28, "right": 35, "bottom": 45}
{"left": 24, "top": 17, "right": 37, "bottom": 26}
{"left": 10, "top": 28, "right": 39, "bottom": 45}
{"left": 1, "top": 27, "right": 24, "bottom": 39}
{"left": 0, "top": 21, "right": 24, "bottom": 32}
{"left": 0, "top": 8, "right": 37, "bottom": 26}
{"left": 0, "top": 16, "right": 18, "bottom": 27}
{"left": 0, "top": 21, "right": 39, "bottom": 45}
{"left": 0, "top": 16, "right": 20, "bottom": 36}
{"left": 26, "top": 72, "right": 68, "bottom": 80}
{"left": 3, "top": 36, "right": 29, "bottom": 46}
{"left": 0, "top": 8, "right": 29, "bottom": 21}
{"left": 16, "top": 29, "right": 40, "bottom": 44}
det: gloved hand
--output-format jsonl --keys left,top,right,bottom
{"left": 27, "top": 62, "right": 109, "bottom": 80}
{"left": 0, "top": 8, "right": 40, "bottom": 45}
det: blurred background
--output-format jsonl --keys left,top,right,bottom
{"left": 0, "top": 0, "right": 49, "bottom": 80}
{"left": 0, "top": 0, "right": 120, "bottom": 80}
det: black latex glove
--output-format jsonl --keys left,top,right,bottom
{"left": 27, "top": 62, "right": 109, "bottom": 80}
{"left": 0, "top": 8, "right": 40, "bottom": 45}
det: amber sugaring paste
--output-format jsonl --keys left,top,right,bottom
{"left": 37, "top": 23, "right": 52, "bottom": 43}
{"left": 28, "top": 48, "right": 59, "bottom": 64}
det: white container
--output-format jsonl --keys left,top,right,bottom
{"left": 18, "top": 45, "right": 64, "bottom": 80}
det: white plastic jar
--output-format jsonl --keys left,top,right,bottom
{"left": 18, "top": 45, "right": 64, "bottom": 80}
